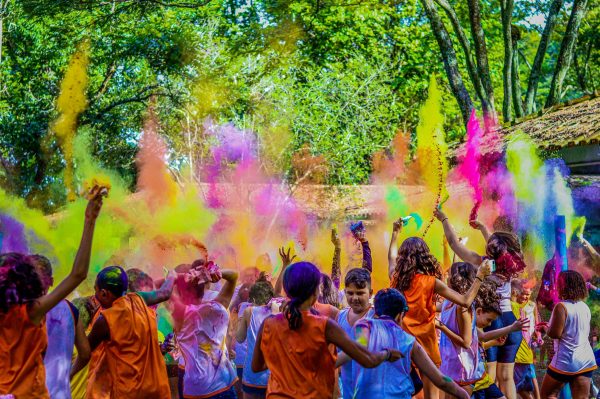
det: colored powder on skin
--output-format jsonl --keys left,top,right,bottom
{"left": 0, "top": 214, "right": 29, "bottom": 253}
{"left": 458, "top": 110, "right": 483, "bottom": 218}
{"left": 52, "top": 42, "right": 90, "bottom": 202}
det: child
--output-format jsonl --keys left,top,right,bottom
{"left": 540, "top": 270, "right": 597, "bottom": 399}
{"left": 0, "top": 189, "right": 103, "bottom": 398}
{"left": 389, "top": 233, "right": 491, "bottom": 399}
{"left": 73, "top": 265, "right": 175, "bottom": 397}
{"left": 236, "top": 278, "right": 276, "bottom": 399}
{"left": 339, "top": 288, "right": 470, "bottom": 399}
{"left": 436, "top": 264, "right": 529, "bottom": 397}
{"left": 29, "top": 254, "right": 91, "bottom": 399}
{"left": 435, "top": 209, "right": 527, "bottom": 399}
{"left": 251, "top": 262, "right": 402, "bottom": 398}
{"left": 171, "top": 263, "right": 239, "bottom": 399}
{"left": 337, "top": 268, "right": 375, "bottom": 399}
{"left": 510, "top": 279, "right": 541, "bottom": 399}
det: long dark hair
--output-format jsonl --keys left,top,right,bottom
{"left": 0, "top": 253, "right": 45, "bottom": 313}
{"left": 486, "top": 231, "right": 526, "bottom": 279}
{"left": 319, "top": 273, "right": 339, "bottom": 307}
{"left": 282, "top": 262, "right": 321, "bottom": 330}
{"left": 391, "top": 237, "right": 442, "bottom": 292}
{"left": 448, "top": 262, "right": 477, "bottom": 294}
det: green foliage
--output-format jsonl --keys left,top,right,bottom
{"left": 0, "top": 0, "right": 598, "bottom": 211}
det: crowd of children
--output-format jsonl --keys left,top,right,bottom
{"left": 0, "top": 188, "right": 599, "bottom": 399}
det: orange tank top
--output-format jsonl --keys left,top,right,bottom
{"left": 400, "top": 274, "right": 441, "bottom": 365}
{"left": 261, "top": 311, "right": 336, "bottom": 399}
{"left": 100, "top": 293, "right": 170, "bottom": 398}
{"left": 0, "top": 304, "right": 49, "bottom": 398}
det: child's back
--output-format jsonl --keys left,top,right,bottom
{"left": 0, "top": 304, "right": 48, "bottom": 398}
{"left": 353, "top": 317, "right": 415, "bottom": 399}
{"left": 261, "top": 311, "right": 336, "bottom": 398}
{"left": 179, "top": 299, "right": 237, "bottom": 397}
{"left": 549, "top": 300, "right": 596, "bottom": 375}
{"left": 243, "top": 305, "right": 274, "bottom": 388}
{"left": 439, "top": 301, "right": 484, "bottom": 385}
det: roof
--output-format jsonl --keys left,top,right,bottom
{"left": 453, "top": 93, "right": 600, "bottom": 159}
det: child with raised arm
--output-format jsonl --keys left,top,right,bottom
{"left": 435, "top": 264, "right": 529, "bottom": 398}
{"left": 540, "top": 271, "right": 597, "bottom": 399}
{"left": 252, "top": 262, "right": 402, "bottom": 399}
{"left": 434, "top": 208, "right": 527, "bottom": 399}
{"left": 0, "top": 188, "right": 103, "bottom": 398}
{"left": 338, "top": 288, "right": 470, "bottom": 399}
{"left": 389, "top": 222, "right": 491, "bottom": 399}
{"left": 171, "top": 262, "right": 239, "bottom": 399}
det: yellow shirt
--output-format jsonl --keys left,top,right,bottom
{"left": 511, "top": 301, "right": 534, "bottom": 364}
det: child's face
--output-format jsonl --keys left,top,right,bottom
{"left": 475, "top": 308, "right": 499, "bottom": 328}
{"left": 345, "top": 283, "right": 371, "bottom": 313}
{"left": 516, "top": 287, "right": 532, "bottom": 304}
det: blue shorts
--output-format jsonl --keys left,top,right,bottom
{"left": 472, "top": 382, "right": 504, "bottom": 399}
{"left": 199, "top": 386, "right": 238, "bottom": 399}
{"left": 242, "top": 384, "right": 267, "bottom": 396}
{"left": 514, "top": 364, "right": 535, "bottom": 392}
{"left": 483, "top": 311, "right": 522, "bottom": 363}
{"left": 236, "top": 367, "right": 243, "bottom": 381}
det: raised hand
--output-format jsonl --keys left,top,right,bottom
{"left": 433, "top": 207, "right": 447, "bottom": 222}
{"left": 331, "top": 228, "right": 341, "bottom": 247}
{"left": 85, "top": 185, "right": 105, "bottom": 221}
{"left": 278, "top": 246, "right": 297, "bottom": 267}
{"left": 477, "top": 260, "right": 492, "bottom": 279}
{"left": 392, "top": 218, "right": 403, "bottom": 234}
{"left": 469, "top": 219, "right": 485, "bottom": 230}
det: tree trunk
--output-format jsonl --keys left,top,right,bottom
{"left": 420, "top": 0, "right": 474, "bottom": 124}
{"left": 524, "top": 0, "right": 564, "bottom": 113}
{"left": 433, "top": 0, "right": 494, "bottom": 119}
{"left": 466, "top": 0, "right": 495, "bottom": 122}
{"left": 500, "top": 0, "right": 514, "bottom": 122}
{"left": 546, "top": 0, "right": 588, "bottom": 107}
{"left": 511, "top": 37, "right": 525, "bottom": 118}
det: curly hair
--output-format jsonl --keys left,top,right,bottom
{"left": 319, "top": 273, "right": 339, "bottom": 308}
{"left": 557, "top": 270, "right": 587, "bottom": 302}
{"left": 448, "top": 262, "right": 477, "bottom": 294}
{"left": 391, "top": 237, "right": 441, "bottom": 292}
{"left": 249, "top": 280, "right": 274, "bottom": 306}
{"left": 474, "top": 279, "right": 501, "bottom": 315}
{"left": 0, "top": 253, "right": 45, "bottom": 313}
{"left": 486, "top": 232, "right": 526, "bottom": 279}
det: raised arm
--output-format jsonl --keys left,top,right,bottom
{"left": 215, "top": 269, "right": 239, "bottom": 309}
{"left": 30, "top": 188, "right": 104, "bottom": 325}
{"left": 325, "top": 319, "right": 401, "bottom": 368}
{"left": 138, "top": 270, "right": 176, "bottom": 307}
{"left": 470, "top": 219, "right": 491, "bottom": 242}
{"left": 434, "top": 208, "right": 483, "bottom": 266}
{"left": 331, "top": 229, "right": 341, "bottom": 289}
{"left": 388, "top": 219, "right": 402, "bottom": 278}
{"left": 434, "top": 262, "right": 491, "bottom": 308}
{"left": 411, "top": 343, "right": 470, "bottom": 399}
{"left": 274, "top": 246, "right": 296, "bottom": 297}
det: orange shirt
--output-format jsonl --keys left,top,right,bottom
{"left": 85, "top": 310, "right": 110, "bottom": 399}
{"left": 401, "top": 274, "right": 441, "bottom": 365}
{"left": 261, "top": 311, "right": 336, "bottom": 399}
{"left": 313, "top": 302, "right": 335, "bottom": 319}
{"left": 0, "top": 304, "right": 49, "bottom": 398}
{"left": 99, "top": 293, "right": 170, "bottom": 398}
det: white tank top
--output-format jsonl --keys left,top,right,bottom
{"left": 178, "top": 301, "right": 237, "bottom": 396}
{"left": 549, "top": 301, "right": 597, "bottom": 374}
{"left": 497, "top": 281, "right": 512, "bottom": 312}
{"left": 45, "top": 299, "right": 76, "bottom": 399}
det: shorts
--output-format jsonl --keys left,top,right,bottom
{"left": 472, "top": 382, "right": 504, "bottom": 399}
{"left": 546, "top": 367, "right": 595, "bottom": 383}
{"left": 514, "top": 363, "right": 535, "bottom": 392}
{"left": 483, "top": 311, "right": 522, "bottom": 363}
{"left": 242, "top": 384, "right": 267, "bottom": 396}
